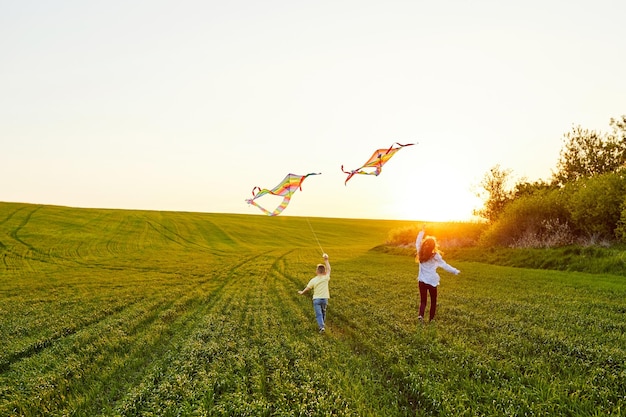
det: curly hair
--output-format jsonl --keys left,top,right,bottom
{"left": 418, "top": 236, "right": 438, "bottom": 263}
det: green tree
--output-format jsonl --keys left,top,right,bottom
{"left": 609, "top": 115, "right": 626, "bottom": 142}
{"left": 552, "top": 124, "right": 626, "bottom": 186}
{"left": 474, "top": 165, "right": 513, "bottom": 224}
{"left": 513, "top": 179, "right": 555, "bottom": 198}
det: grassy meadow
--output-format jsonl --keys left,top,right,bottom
{"left": 1, "top": 202, "right": 625, "bottom": 416}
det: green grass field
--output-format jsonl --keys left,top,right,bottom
{"left": 1, "top": 202, "right": 625, "bottom": 416}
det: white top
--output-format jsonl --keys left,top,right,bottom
{"left": 415, "top": 230, "right": 460, "bottom": 287}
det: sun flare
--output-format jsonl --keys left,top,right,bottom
{"left": 386, "top": 172, "right": 483, "bottom": 222}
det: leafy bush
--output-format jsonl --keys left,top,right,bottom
{"left": 475, "top": 116, "right": 626, "bottom": 248}
{"left": 565, "top": 170, "right": 626, "bottom": 240}
{"left": 553, "top": 125, "right": 626, "bottom": 185}
{"left": 615, "top": 195, "right": 626, "bottom": 242}
{"left": 479, "top": 170, "right": 626, "bottom": 247}
{"left": 386, "top": 222, "right": 486, "bottom": 248}
{"left": 448, "top": 244, "right": 626, "bottom": 275}
{"left": 479, "top": 188, "right": 574, "bottom": 247}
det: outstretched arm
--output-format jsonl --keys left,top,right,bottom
{"left": 434, "top": 253, "right": 460, "bottom": 275}
{"left": 440, "top": 259, "right": 460, "bottom": 275}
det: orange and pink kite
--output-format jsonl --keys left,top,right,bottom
{"left": 341, "top": 142, "right": 415, "bottom": 185}
{"left": 246, "top": 142, "right": 415, "bottom": 215}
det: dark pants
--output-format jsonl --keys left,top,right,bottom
{"left": 418, "top": 281, "right": 438, "bottom": 321}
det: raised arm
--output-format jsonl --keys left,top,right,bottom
{"left": 323, "top": 253, "right": 330, "bottom": 275}
{"left": 415, "top": 224, "right": 426, "bottom": 250}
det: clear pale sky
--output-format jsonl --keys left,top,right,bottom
{"left": 2, "top": 1, "right": 625, "bottom": 221}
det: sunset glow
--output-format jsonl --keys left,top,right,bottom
{"left": 2, "top": 2, "right": 625, "bottom": 221}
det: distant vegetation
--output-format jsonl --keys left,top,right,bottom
{"left": 385, "top": 222, "right": 486, "bottom": 248}
{"left": 474, "top": 115, "right": 626, "bottom": 247}
{"left": 1, "top": 202, "right": 624, "bottom": 415}
{"left": 383, "top": 221, "right": 626, "bottom": 276}
{"left": 379, "top": 115, "right": 626, "bottom": 276}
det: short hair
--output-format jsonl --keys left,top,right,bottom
{"left": 316, "top": 264, "right": 326, "bottom": 274}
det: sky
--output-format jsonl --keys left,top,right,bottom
{"left": 2, "top": 1, "right": 625, "bottom": 222}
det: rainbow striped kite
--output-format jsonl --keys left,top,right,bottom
{"left": 245, "top": 172, "right": 321, "bottom": 216}
{"left": 341, "top": 142, "right": 416, "bottom": 185}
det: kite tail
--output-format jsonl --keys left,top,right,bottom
{"left": 393, "top": 142, "right": 416, "bottom": 149}
{"left": 246, "top": 195, "right": 291, "bottom": 216}
{"left": 382, "top": 142, "right": 415, "bottom": 156}
{"left": 342, "top": 167, "right": 381, "bottom": 185}
{"left": 341, "top": 165, "right": 357, "bottom": 185}
{"left": 246, "top": 199, "right": 273, "bottom": 216}
{"left": 298, "top": 172, "right": 322, "bottom": 191}
{"left": 272, "top": 195, "right": 291, "bottom": 215}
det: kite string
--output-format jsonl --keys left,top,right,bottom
{"left": 306, "top": 217, "right": 325, "bottom": 255}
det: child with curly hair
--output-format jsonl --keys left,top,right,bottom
{"left": 416, "top": 224, "right": 460, "bottom": 323}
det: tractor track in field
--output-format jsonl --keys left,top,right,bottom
{"left": 0, "top": 250, "right": 258, "bottom": 375}
{"left": 0, "top": 205, "right": 92, "bottom": 272}
{"left": 0, "top": 209, "right": 197, "bottom": 273}
{"left": 0, "top": 205, "right": 30, "bottom": 226}
{"left": 3, "top": 205, "right": 43, "bottom": 258}
{"left": 1, "top": 257, "right": 245, "bottom": 380}
{"left": 0, "top": 247, "right": 265, "bottom": 368}
{"left": 264, "top": 250, "right": 318, "bottom": 330}
{"left": 0, "top": 300, "right": 139, "bottom": 374}
{"left": 1, "top": 218, "right": 354, "bottom": 413}
{"left": 327, "top": 308, "right": 427, "bottom": 415}
{"left": 7, "top": 205, "right": 41, "bottom": 240}
{"left": 100, "top": 252, "right": 287, "bottom": 414}
{"left": 0, "top": 205, "right": 57, "bottom": 272}
{"left": 145, "top": 219, "right": 213, "bottom": 252}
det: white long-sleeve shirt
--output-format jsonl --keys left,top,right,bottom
{"left": 415, "top": 230, "right": 460, "bottom": 286}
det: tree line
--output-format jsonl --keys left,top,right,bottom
{"left": 476, "top": 115, "right": 626, "bottom": 247}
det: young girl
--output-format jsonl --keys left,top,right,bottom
{"left": 298, "top": 253, "right": 331, "bottom": 333}
{"left": 415, "top": 225, "right": 460, "bottom": 323}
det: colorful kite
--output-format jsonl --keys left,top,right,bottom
{"left": 245, "top": 172, "right": 321, "bottom": 216}
{"left": 341, "top": 142, "right": 416, "bottom": 185}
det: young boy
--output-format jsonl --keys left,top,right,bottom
{"left": 298, "top": 253, "right": 331, "bottom": 333}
